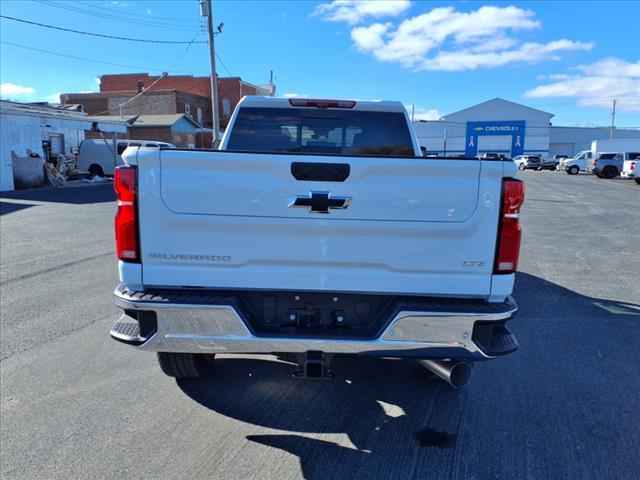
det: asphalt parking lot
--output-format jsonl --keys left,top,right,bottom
{"left": 1, "top": 171, "right": 639, "bottom": 480}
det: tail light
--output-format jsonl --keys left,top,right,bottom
{"left": 494, "top": 178, "right": 525, "bottom": 274}
{"left": 593, "top": 158, "right": 598, "bottom": 168}
{"left": 631, "top": 162, "right": 635, "bottom": 171}
{"left": 114, "top": 166, "right": 139, "bottom": 262}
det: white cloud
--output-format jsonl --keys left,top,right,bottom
{"left": 313, "top": 0, "right": 411, "bottom": 25}
{"left": 346, "top": 5, "right": 593, "bottom": 71}
{"left": 145, "top": 8, "right": 152, "bottom": 15}
{"left": 44, "top": 92, "right": 62, "bottom": 103}
{"left": 524, "top": 57, "right": 640, "bottom": 111}
{"left": 405, "top": 105, "right": 440, "bottom": 121}
{"left": 0, "top": 83, "right": 36, "bottom": 98}
{"left": 283, "top": 93, "right": 309, "bottom": 98}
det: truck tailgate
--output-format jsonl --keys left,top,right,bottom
{"left": 137, "top": 150, "right": 505, "bottom": 297}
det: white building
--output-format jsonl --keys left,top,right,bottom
{"left": 413, "top": 98, "right": 640, "bottom": 159}
{"left": 0, "top": 101, "right": 126, "bottom": 191}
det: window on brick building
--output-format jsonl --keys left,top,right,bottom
{"left": 185, "top": 104, "right": 191, "bottom": 116}
{"left": 222, "top": 97, "right": 231, "bottom": 117}
{"left": 197, "top": 107, "right": 203, "bottom": 125}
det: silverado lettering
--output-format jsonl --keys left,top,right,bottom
{"left": 148, "top": 253, "right": 232, "bottom": 262}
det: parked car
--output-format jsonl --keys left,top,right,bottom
{"left": 594, "top": 152, "right": 640, "bottom": 179}
{"left": 513, "top": 155, "right": 542, "bottom": 171}
{"left": 635, "top": 160, "right": 640, "bottom": 185}
{"left": 109, "top": 96, "right": 523, "bottom": 388}
{"left": 591, "top": 139, "right": 640, "bottom": 167}
{"left": 77, "top": 139, "right": 175, "bottom": 176}
{"left": 539, "top": 157, "right": 560, "bottom": 171}
{"left": 622, "top": 153, "right": 640, "bottom": 179}
{"left": 561, "top": 150, "right": 594, "bottom": 175}
{"left": 480, "top": 152, "right": 500, "bottom": 159}
{"left": 552, "top": 154, "right": 568, "bottom": 170}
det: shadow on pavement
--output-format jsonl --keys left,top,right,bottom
{"left": 176, "top": 272, "right": 640, "bottom": 479}
{"left": 0, "top": 201, "right": 36, "bottom": 216}
{"left": 0, "top": 183, "right": 115, "bottom": 205}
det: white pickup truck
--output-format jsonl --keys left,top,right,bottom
{"left": 110, "top": 97, "right": 524, "bottom": 388}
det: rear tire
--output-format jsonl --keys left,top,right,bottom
{"left": 157, "top": 352, "right": 215, "bottom": 378}
{"left": 635, "top": 178, "right": 640, "bottom": 185}
{"left": 88, "top": 163, "right": 105, "bottom": 177}
{"left": 568, "top": 165, "right": 579, "bottom": 175}
{"left": 518, "top": 163, "right": 525, "bottom": 171}
{"left": 602, "top": 167, "right": 618, "bottom": 179}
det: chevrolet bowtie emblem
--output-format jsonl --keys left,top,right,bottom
{"left": 288, "top": 191, "right": 352, "bottom": 214}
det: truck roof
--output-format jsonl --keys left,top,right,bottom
{"left": 238, "top": 96, "right": 407, "bottom": 113}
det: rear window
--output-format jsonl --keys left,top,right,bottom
{"left": 226, "top": 107, "right": 414, "bottom": 156}
{"left": 628, "top": 152, "right": 640, "bottom": 160}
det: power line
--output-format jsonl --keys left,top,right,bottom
{"left": 0, "top": 14, "right": 207, "bottom": 44}
{"left": 216, "top": 53, "right": 233, "bottom": 76}
{"left": 95, "top": 32, "right": 202, "bottom": 115}
{"left": 34, "top": 0, "right": 203, "bottom": 32}
{"left": 75, "top": 0, "right": 202, "bottom": 24}
{"left": 0, "top": 41, "right": 210, "bottom": 75}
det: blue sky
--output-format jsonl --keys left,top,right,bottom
{"left": 1, "top": 0, "right": 639, "bottom": 127}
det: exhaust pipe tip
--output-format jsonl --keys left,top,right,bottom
{"left": 448, "top": 362, "right": 472, "bottom": 388}
{"left": 419, "top": 359, "right": 472, "bottom": 389}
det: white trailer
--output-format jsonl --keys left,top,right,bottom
{"left": 592, "top": 139, "right": 640, "bottom": 156}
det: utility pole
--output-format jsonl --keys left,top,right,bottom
{"left": 610, "top": 99, "right": 617, "bottom": 140}
{"left": 201, "top": 0, "right": 220, "bottom": 146}
{"left": 411, "top": 104, "right": 415, "bottom": 122}
{"left": 269, "top": 70, "right": 275, "bottom": 96}
{"left": 443, "top": 128, "right": 448, "bottom": 157}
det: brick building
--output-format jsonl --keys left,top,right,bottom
{"left": 61, "top": 90, "right": 211, "bottom": 125}
{"left": 88, "top": 114, "right": 200, "bottom": 148}
{"left": 62, "top": 73, "right": 274, "bottom": 129}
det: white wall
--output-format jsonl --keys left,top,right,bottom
{"left": 0, "top": 111, "right": 86, "bottom": 191}
{"left": 549, "top": 126, "right": 640, "bottom": 157}
{"left": 0, "top": 113, "right": 15, "bottom": 191}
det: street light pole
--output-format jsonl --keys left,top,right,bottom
{"left": 610, "top": 99, "right": 617, "bottom": 140}
{"left": 201, "top": 0, "right": 220, "bottom": 146}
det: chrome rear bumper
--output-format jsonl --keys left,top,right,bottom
{"left": 112, "top": 284, "right": 518, "bottom": 360}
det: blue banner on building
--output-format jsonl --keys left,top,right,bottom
{"left": 465, "top": 121, "right": 526, "bottom": 158}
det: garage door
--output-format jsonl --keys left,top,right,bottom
{"left": 550, "top": 143, "right": 574, "bottom": 157}
{"left": 478, "top": 135, "right": 512, "bottom": 156}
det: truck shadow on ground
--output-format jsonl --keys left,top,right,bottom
{"left": 0, "top": 201, "right": 36, "bottom": 216}
{"left": 177, "top": 272, "right": 640, "bottom": 480}
{"left": 0, "top": 183, "right": 115, "bottom": 205}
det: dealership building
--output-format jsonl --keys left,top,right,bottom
{"left": 413, "top": 98, "right": 640, "bottom": 158}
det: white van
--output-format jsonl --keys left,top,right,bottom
{"left": 77, "top": 139, "right": 176, "bottom": 176}
{"left": 561, "top": 150, "right": 594, "bottom": 174}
